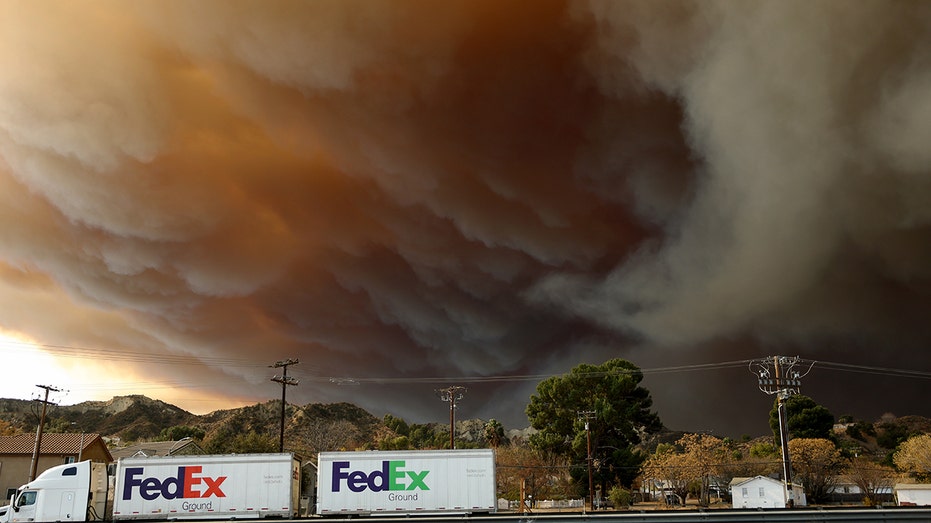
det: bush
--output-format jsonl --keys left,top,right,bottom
{"left": 608, "top": 486, "right": 632, "bottom": 509}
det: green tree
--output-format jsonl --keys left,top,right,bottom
{"left": 526, "top": 359, "right": 663, "bottom": 492}
{"left": 228, "top": 431, "right": 278, "bottom": 454}
{"left": 769, "top": 395, "right": 834, "bottom": 440}
{"left": 383, "top": 414, "right": 410, "bottom": 437}
{"left": 158, "top": 425, "right": 205, "bottom": 442}
{"left": 483, "top": 419, "right": 506, "bottom": 448}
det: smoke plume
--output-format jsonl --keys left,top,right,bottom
{"left": 1, "top": 0, "right": 929, "bottom": 435}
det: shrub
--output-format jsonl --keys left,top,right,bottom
{"left": 608, "top": 486, "right": 632, "bottom": 509}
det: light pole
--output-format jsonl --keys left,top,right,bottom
{"left": 168, "top": 436, "right": 192, "bottom": 456}
{"left": 71, "top": 422, "right": 85, "bottom": 462}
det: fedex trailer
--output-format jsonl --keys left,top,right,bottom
{"left": 316, "top": 449, "right": 496, "bottom": 516}
{"left": 113, "top": 453, "right": 301, "bottom": 520}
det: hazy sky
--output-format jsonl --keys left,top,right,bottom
{"left": 1, "top": 0, "right": 930, "bottom": 437}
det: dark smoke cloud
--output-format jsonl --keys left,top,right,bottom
{"left": 0, "top": 0, "right": 929, "bottom": 435}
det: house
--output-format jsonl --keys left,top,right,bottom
{"left": 109, "top": 438, "right": 204, "bottom": 460}
{"left": 895, "top": 484, "right": 931, "bottom": 506}
{"left": 827, "top": 475, "right": 894, "bottom": 504}
{"left": 730, "top": 476, "right": 807, "bottom": 508}
{"left": 0, "top": 433, "right": 112, "bottom": 501}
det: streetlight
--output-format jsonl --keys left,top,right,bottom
{"left": 168, "top": 437, "right": 192, "bottom": 456}
{"left": 71, "top": 423, "right": 85, "bottom": 462}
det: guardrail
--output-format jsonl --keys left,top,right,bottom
{"left": 338, "top": 507, "right": 931, "bottom": 522}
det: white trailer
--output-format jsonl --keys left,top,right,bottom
{"left": 316, "top": 449, "right": 496, "bottom": 516}
{"left": 113, "top": 453, "right": 301, "bottom": 520}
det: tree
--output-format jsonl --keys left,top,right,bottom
{"left": 847, "top": 456, "right": 898, "bottom": 506}
{"left": 788, "top": 438, "right": 844, "bottom": 503}
{"left": 0, "top": 419, "right": 19, "bottom": 436}
{"left": 158, "top": 425, "right": 205, "bottom": 442}
{"left": 483, "top": 419, "right": 506, "bottom": 448}
{"left": 893, "top": 433, "right": 931, "bottom": 481}
{"left": 496, "top": 442, "right": 575, "bottom": 504}
{"left": 383, "top": 414, "right": 410, "bottom": 436}
{"left": 229, "top": 431, "right": 278, "bottom": 453}
{"left": 679, "top": 433, "right": 729, "bottom": 506}
{"left": 526, "top": 359, "right": 662, "bottom": 493}
{"left": 642, "top": 444, "right": 691, "bottom": 506}
{"left": 641, "top": 433, "right": 730, "bottom": 507}
{"left": 769, "top": 395, "right": 834, "bottom": 440}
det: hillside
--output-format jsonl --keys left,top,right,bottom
{"left": 3, "top": 395, "right": 928, "bottom": 462}
{"left": 0, "top": 395, "right": 499, "bottom": 455}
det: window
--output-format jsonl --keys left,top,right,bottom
{"left": 741, "top": 487, "right": 748, "bottom": 498}
{"left": 64, "top": 456, "right": 76, "bottom": 464}
{"left": 759, "top": 487, "right": 765, "bottom": 497}
{"left": 62, "top": 466, "right": 77, "bottom": 476}
{"left": 17, "top": 491, "right": 36, "bottom": 507}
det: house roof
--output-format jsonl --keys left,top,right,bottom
{"left": 730, "top": 475, "right": 804, "bottom": 490}
{"left": 895, "top": 484, "right": 931, "bottom": 491}
{"left": 110, "top": 440, "right": 204, "bottom": 460}
{"left": 730, "top": 475, "right": 783, "bottom": 488}
{"left": 0, "top": 433, "right": 105, "bottom": 456}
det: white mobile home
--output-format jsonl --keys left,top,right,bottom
{"left": 895, "top": 484, "right": 931, "bottom": 506}
{"left": 730, "top": 476, "right": 806, "bottom": 508}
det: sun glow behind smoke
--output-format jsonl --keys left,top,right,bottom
{"left": 0, "top": 330, "right": 99, "bottom": 402}
{"left": 0, "top": 330, "right": 251, "bottom": 413}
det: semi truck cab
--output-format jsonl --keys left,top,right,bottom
{"left": 1, "top": 461, "right": 109, "bottom": 523}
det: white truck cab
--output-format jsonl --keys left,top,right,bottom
{"left": 2, "top": 461, "right": 108, "bottom": 523}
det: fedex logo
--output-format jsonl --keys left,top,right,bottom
{"left": 122, "top": 466, "right": 227, "bottom": 501}
{"left": 332, "top": 460, "right": 429, "bottom": 493}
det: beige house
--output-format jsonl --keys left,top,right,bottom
{"left": 0, "top": 433, "right": 112, "bottom": 501}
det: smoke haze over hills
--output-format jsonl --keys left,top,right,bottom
{"left": 0, "top": 1, "right": 930, "bottom": 436}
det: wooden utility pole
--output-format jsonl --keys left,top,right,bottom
{"left": 270, "top": 359, "right": 299, "bottom": 452}
{"left": 750, "top": 356, "right": 812, "bottom": 508}
{"left": 29, "top": 385, "right": 60, "bottom": 481}
{"left": 437, "top": 386, "right": 466, "bottom": 449}
{"left": 578, "top": 410, "right": 596, "bottom": 511}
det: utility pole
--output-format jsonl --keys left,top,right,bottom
{"left": 436, "top": 386, "right": 466, "bottom": 449}
{"left": 578, "top": 410, "right": 596, "bottom": 511}
{"left": 29, "top": 385, "right": 61, "bottom": 481}
{"left": 270, "top": 358, "right": 299, "bottom": 453}
{"left": 749, "top": 356, "right": 812, "bottom": 508}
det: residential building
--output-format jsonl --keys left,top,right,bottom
{"left": 0, "top": 433, "right": 112, "bottom": 501}
{"left": 895, "top": 484, "right": 931, "bottom": 506}
{"left": 730, "top": 475, "right": 807, "bottom": 508}
{"left": 110, "top": 439, "right": 204, "bottom": 460}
